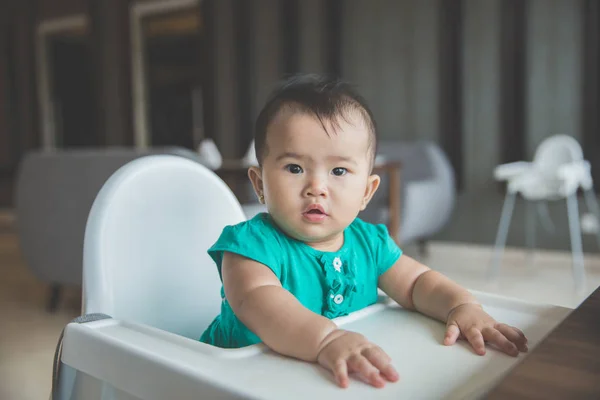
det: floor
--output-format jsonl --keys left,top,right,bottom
{"left": 1, "top": 212, "right": 600, "bottom": 400}
{"left": 0, "top": 231, "right": 81, "bottom": 400}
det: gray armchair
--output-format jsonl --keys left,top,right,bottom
{"left": 360, "top": 140, "right": 456, "bottom": 250}
{"left": 14, "top": 147, "right": 209, "bottom": 311}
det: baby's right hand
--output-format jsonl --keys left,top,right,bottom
{"left": 316, "top": 329, "right": 399, "bottom": 388}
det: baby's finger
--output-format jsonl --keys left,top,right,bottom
{"left": 511, "top": 326, "right": 528, "bottom": 343}
{"left": 348, "top": 354, "right": 386, "bottom": 388}
{"left": 363, "top": 347, "right": 399, "bottom": 382}
{"left": 495, "top": 324, "right": 528, "bottom": 352}
{"left": 504, "top": 324, "right": 528, "bottom": 345}
{"left": 483, "top": 327, "right": 518, "bottom": 357}
{"left": 333, "top": 360, "right": 349, "bottom": 388}
{"left": 444, "top": 324, "right": 461, "bottom": 346}
{"left": 464, "top": 327, "right": 486, "bottom": 355}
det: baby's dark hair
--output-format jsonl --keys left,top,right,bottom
{"left": 254, "top": 74, "right": 378, "bottom": 165}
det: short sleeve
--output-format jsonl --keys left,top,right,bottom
{"left": 208, "top": 215, "right": 283, "bottom": 279}
{"left": 373, "top": 224, "right": 402, "bottom": 276}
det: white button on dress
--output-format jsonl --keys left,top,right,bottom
{"left": 333, "top": 294, "right": 344, "bottom": 304}
{"left": 333, "top": 257, "right": 342, "bottom": 272}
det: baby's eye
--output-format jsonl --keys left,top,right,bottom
{"left": 285, "top": 164, "right": 303, "bottom": 174}
{"left": 332, "top": 167, "right": 348, "bottom": 176}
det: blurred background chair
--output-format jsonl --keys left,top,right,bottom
{"left": 196, "top": 138, "right": 223, "bottom": 170}
{"left": 241, "top": 139, "right": 259, "bottom": 167}
{"left": 14, "top": 147, "right": 211, "bottom": 312}
{"left": 489, "top": 134, "right": 600, "bottom": 289}
{"left": 360, "top": 140, "right": 456, "bottom": 252}
{"left": 238, "top": 140, "right": 268, "bottom": 219}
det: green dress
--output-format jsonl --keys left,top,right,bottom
{"left": 200, "top": 213, "right": 402, "bottom": 348}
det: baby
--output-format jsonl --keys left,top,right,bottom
{"left": 201, "top": 74, "right": 528, "bottom": 388}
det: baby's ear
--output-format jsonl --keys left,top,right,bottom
{"left": 247, "top": 166, "right": 264, "bottom": 196}
{"left": 361, "top": 174, "right": 381, "bottom": 211}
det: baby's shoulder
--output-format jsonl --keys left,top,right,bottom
{"left": 209, "top": 213, "right": 286, "bottom": 278}
{"left": 222, "top": 212, "right": 281, "bottom": 242}
{"left": 348, "top": 218, "right": 402, "bottom": 275}
{"left": 348, "top": 217, "right": 391, "bottom": 243}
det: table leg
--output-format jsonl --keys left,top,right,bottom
{"left": 388, "top": 166, "right": 401, "bottom": 244}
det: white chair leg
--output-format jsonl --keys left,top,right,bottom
{"left": 583, "top": 188, "right": 600, "bottom": 249}
{"left": 489, "top": 191, "right": 517, "bottom": 280}
{"left": 525, "top": 200, "right": 536, "bottom": 266}
{"left": 536, "top": 201, "right": 555, "bottom": 233}
{"left": 566, "top": 193, "right": 586, "bottom": 290}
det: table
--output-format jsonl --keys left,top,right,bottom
{"left": 216, "top": 160, "right": 403, "bottom": 242}
{"left": 487, "top": 286, "right": 600, "bottom": 399}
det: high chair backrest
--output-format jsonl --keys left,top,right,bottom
{"left": 533, "top": 134, "right": 583, "bottom": 181}
{"left": 82, "top": 155, "right": 246, "bottom": 340}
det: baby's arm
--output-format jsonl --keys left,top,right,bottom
{"left": 222, "top": 252, "right": 398, "bottom": 388}
{"left": 377, "top": 255, "right": 477, "bottom": 320}
{"left": 222, "top": 251, "right": 335, "bottom": 359}
{"left": 378, "top": 255, "right": 528, "bottom": 356}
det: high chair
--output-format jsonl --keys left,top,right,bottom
{"left": 54, "top": 154, "right": 571, "bottom": 399}
{"left": 489, "top": 135, "right": 600, "bottom": 289}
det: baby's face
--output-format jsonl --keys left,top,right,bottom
{"left": 250, "top": 110, "right": 379, "bottom": 249}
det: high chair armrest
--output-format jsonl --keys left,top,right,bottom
{"left": 60, "top": 319, "right": 254, "bottom": 400}
{"left": 557, "top": 160, "right": 593, "bottom": 196}
{"left": 557, "top": 160, "right": 591, "bottom": 182}
{"left": 493, "top": 161, "right": 533, "bottom": 182}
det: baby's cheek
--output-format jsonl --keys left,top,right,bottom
{"left": 347, "top": 180, "right": 370, "bottom": 199}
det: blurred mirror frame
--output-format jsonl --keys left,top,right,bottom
{"left": 130, "top": 0, "right": 204, "bottom": 150}
{"left": 36, "top": 14, "right": 94, "bottom": 149}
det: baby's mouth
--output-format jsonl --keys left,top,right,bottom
{"left": 302, "top": 204, "right": 328, "bottom": 221}
{"left": 303, "top": 204, "right": 327, "bottom": 215}
{"left": 306, "top": 209, "right": 324, "bottom": 215}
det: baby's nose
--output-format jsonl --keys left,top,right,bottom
{"left": 304, "top": 176, "right": 328, "bottom": 197}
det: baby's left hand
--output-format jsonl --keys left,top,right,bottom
{"left": 444, "top": 303, "right": 528, "bottom": 357}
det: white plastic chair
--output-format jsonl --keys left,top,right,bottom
{"left": 55, "top": 154, "right": 246, "bottom": 399}
{"left": 196, "top": 138, "right": 223, "bottom": 170}
{"left": 239, "top": 139, "right": 268, "bottom": 219}
{"left": 490, "top": 135, "right": 600, "bottom": 289}
{"left": 241, "top": 139, "right": 259, "bottom": 167}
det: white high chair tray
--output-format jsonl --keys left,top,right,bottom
{"left": 61, "top": 291, "right": 571, "bottom": 400}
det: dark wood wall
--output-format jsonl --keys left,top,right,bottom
{"left": 89, "top": 0, "right": 133, "bottom": 146}
{"left": 439, "top": 0, "right": 464, "bottom": 190}
{"left": 0, "top": 0, "right": 136, "bottom": 206}
{"left": 0, "top": 1, "right": 12, "bottom": 206}
{"left": 583, "top": 0, "right": 600, "bottom": 189}
{"left": 36, "top": 0, "right": 89, "bottom": 20}
{"left": 499, "top": 0, "right": 527, "bottom": 165}
{"left": 1, "top": 0, "right": 599, "bottom": 208}
{"left": 1, "top": 0, "right": 38, "bottom": 206}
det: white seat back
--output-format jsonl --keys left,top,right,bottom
{"left": 533, "top": 134, "right": 583, "bottom": 180}
{"left": 82, "top": 155, "right": 245, "bottom": 339}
